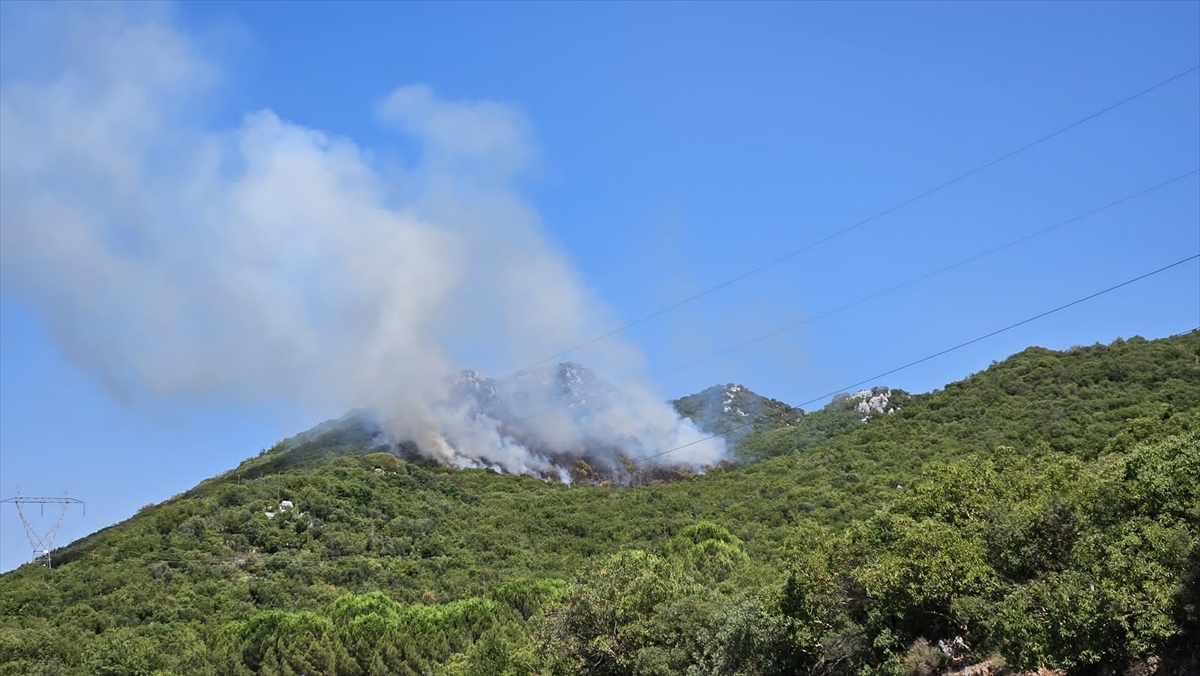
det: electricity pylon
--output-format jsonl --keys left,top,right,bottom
{"left": 1, "top": 490, "right": 85, "bottom": 568}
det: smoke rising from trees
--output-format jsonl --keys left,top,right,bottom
{"left": 0, "top": 4, "right": 725, "bottom": 474}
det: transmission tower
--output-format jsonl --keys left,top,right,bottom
{"left": 1, "top": 490, "right": 85, "bottom": 568}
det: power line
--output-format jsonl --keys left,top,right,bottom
{"left": 504, "top": 64, "right": 1200, "bottom": 378}
{"left": 1, "top": 491, "right": 86, "bottom": 568}
{"left": 634, "top": 253, "right": 1200, "bottom": 465}
{"left": 511, "top": 168, "right": 1198, "bottom": 425}
{"left": 336, "top": 65, "right": 1199, "bottom": 435}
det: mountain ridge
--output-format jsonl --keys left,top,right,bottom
{"left": 261, "top": 362, "right": 841, "bottom": 483}
{"left": 2, "top": 331, "right": 1198, "bottom": 675}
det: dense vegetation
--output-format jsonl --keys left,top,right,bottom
{"left": 1, "top": 332, "right": 1198, "bottom": 675}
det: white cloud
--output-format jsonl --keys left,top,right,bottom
{"left": 0, "top": 4, "right": 725, "bottom": 474}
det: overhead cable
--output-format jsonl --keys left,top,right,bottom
{"left": 634, "top": 253, "right": 1200, "bottom": 464}
{"left": 512, "top": 169, "right": 1198, "bottom": 424}
{"left": 506, "top": 65, "right": 1200, "bottom": 377}
{"left": 355, "top": 66, "right": 1199, "bottom": 431}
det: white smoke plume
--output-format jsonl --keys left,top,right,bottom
{"left": 0, "top": 4, "right": 725, "bottom": 476}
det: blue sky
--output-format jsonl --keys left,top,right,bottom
{"left": 1, "top": 1, "right": 1198, "bottom": 572}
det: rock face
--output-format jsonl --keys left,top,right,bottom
{"left": 673, "top": 383, "right": 805, "bottom": 445}
{"left": 849, "top": 387, "right": 898, "bottom": 422}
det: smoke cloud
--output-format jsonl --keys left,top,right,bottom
{"left": 0, "top": 4, "right": 725, "bottom": 476}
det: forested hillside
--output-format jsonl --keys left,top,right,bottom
{"left": 1, "top": 332, "right": 1197, "bottom": 675}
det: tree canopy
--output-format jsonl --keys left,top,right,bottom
{"left": 2, "top": 331, "right": 1198, "bottom": 674}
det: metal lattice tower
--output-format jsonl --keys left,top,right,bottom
{"left": 1, "top": 490, "right": 85, "bottom": 568}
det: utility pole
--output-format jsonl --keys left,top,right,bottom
{"left": 1, "top": 490, "right": 85, "bottom": 568}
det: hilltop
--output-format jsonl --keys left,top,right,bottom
{"left": 1, "top": 331, "right": 1198, "bottom": 675}
{"left": 259, "top": 369, "right": 901, "bottom": 483}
